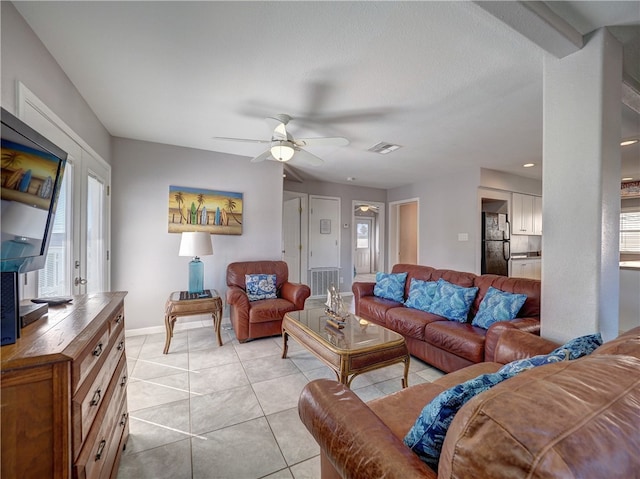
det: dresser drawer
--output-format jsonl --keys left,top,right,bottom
{"left": 99, "top": 397, "right": 129, "bottom": 479}
{"left": 74, "top": 355, "right": 128, "bottom": 479}
{"left": 108, "top": 307, "right": 125, "bottom": 340}
{"left": 72, "top": 324, "right": 110, "bottom": 395}
{"left": 73, "top": 330, "right": 125, "bottom": 459}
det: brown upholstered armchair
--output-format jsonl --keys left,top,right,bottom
{"left": 226, "top": 260, "right": 311, "bottom": 342}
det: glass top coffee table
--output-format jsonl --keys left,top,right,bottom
{"left": 282, "top": 308, "right": 409, "bottom": 388}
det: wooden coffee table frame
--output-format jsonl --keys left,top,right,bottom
{"left": 282, "top": 311, "right": 410, "bottom": 388}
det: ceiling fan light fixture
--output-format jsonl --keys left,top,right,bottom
{"left": 270, "top": 141, "right": 295, "bottom": 162}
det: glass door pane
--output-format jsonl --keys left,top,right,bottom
{"left": 86, "top": 174, "right": 105, "bottom": 293}
{"left": 38, "top": 162, "right": 73, "bottom": 297}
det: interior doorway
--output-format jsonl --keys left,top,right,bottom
{"left": 282, "top": 191, "right": 308, "bottom": 284}
{"left": 352, "top": 200, "right": 385, "bottom": 283}
{"left": 389, "top": 199, "right": 419, "bottom": 269}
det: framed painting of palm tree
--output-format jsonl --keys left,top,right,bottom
{"left": 168, "top": 185, "right": 243, "bottom": 235}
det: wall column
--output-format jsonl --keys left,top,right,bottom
{"left": 541, "top": 28, "right": 622, "bottom": 342}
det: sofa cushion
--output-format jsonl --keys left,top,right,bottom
{"left": 549, "top": 332, "right": 603, "bottom": 359}
{"left": 426, "top": 279, "right": 478, "bottom": 322}
{"left": 374, "top": 272, "right": 408, "bottom": 302}
{"left": 245, "top": 273, "right": 277, "bottom": 301}
{"left": 404, "top": 278, "right": 438, "bottom": 312}
{"left": 403, "top": 370, "right": 512, "bottom": 470}
{"left": 423, "top": 322, "right": 486, "bottom": 363}
{"left": 358, "top": 295, "right": 400, "bottom": 326}
{"left": 247, "top": 297, "right": 297, "bottom": 323}
{"left": 386, "top": 307, "right": 443, "bottom": 341}
{"left": 471, "top": 286, "right": 527, "bottom": 329}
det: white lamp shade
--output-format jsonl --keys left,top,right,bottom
{"left": 270, "top": 141, "right": 295, "bottom": 162}
{"left": 178, "top": 231, "right": 212, "bottom": 257}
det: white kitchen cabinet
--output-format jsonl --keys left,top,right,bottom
{"left": 510, "top": 258, "right": 541, "bottom": 280}
{"left": 533, "top": 195, "right": 543, "bottom": 235}
{"left": 512, "top": 193, "right": 542, "bottom": 236}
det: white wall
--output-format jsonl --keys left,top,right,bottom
{"left": 1, "top": 2, "right": 111, "bottom": 162}
{"left": 283, "top": 179, "right": 387, "bottom": 291}
{"left": 388, "top": 170, "right": 482, "bottom": 273}
{"left": 112, "top": 138, "right": 284, "bottom": 331}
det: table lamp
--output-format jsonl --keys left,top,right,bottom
{"left": 178, "top": 231, "right": 212, "bottom": 294}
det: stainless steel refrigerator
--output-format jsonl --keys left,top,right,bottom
{"left": 481, "top": 212, "right": 510, "bottom": 276}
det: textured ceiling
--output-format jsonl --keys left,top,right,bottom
{"left": 13, "top": 1, "right": 640, "bottom": 189}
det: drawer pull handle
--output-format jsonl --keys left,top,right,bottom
{"left": 120, "top": 412, "right": 129, "bottom": 427}
{"left": 92, "top": 343, "right": 103, "bottom": 357}
{"left": 120, "top": 375, "right": 128, "bottom": 387}
{"left": 117, "top": 340, "right": 125, "bottom": 351}
{"left": 95, "top": 439, "right": 107, "bottom": 461}
{"left": 114, "top": 314, "right": 123, "bottom": 324}
{"left": 90, "top": 389, "right": 102, "bottom": 406}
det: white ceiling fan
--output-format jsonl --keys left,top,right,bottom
{"left": 212, "top": 114, "right": 349, "bottom": 166}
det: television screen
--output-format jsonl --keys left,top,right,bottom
{"left": 1, "top": 109, "right": 67, "bottom": 274}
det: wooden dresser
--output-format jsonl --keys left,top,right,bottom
{"left": 1, "top": 292, "right": 129, "bottom": 479}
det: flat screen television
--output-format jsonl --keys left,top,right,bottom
{"left": 1, "top": 107, "right": 67, "bottom": 345}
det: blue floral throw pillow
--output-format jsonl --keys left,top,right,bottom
{"left": 426, "top": 279, "right": 478, "bottom": 322}
{"left": 549, "top": 333, "right": 603, "bottom": 359}
{"left": 245, "top": 274, "right": 277, "bottom": 301}
{"left": 471, "top": 286, "right": 527, "bottom": 329}
{"left": 373, "top": 272, "right": 407, "bottom": 303}
{"left": 498, "top": 350, "right": 568, "bottom": 376}
{"left": 403, "top": 371, "right": 512, "bottom": 470}
{"left": 404, "top": 279, "right": 438, "bottom": 312}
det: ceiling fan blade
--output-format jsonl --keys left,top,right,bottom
{"left": 250, "top": 150, "right": 273, "bottom": 163}
{"left": 273, "top": 122, "right": 288, "bottom": 141}
{"left": 294, "top": 137, "right": 349, "bottom": 147}
{"left": 212, "top": 136, "right": 270, "bottom": 144}
{"left": 292, "top": 148, "right": 324, "bottom": 166}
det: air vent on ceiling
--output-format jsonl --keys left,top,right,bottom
{"left": 368, "top": 142, "right": 402, "bottom": 154}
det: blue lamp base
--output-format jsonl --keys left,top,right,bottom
{"left": 188, "top": 257, "right": 204, "bottom": 294}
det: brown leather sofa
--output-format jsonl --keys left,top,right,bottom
{"left": 226, "top": 260, "right": 310, "bottom": 342}
{"left": 299, "top": 326, "right": 640, "bottom": 479}
{"left": 353, "top": 264, "right": 541, "bottom": 372}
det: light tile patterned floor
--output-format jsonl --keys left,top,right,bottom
{"left": 117, "top": 299, "right": 444, "bottom": 479}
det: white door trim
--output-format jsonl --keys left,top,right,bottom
{"left": 283, "top": 191, "right": 308, "bottom": 283}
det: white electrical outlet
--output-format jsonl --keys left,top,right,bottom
{"left": 339, "top": 277, "right": 344, "bottom": 284}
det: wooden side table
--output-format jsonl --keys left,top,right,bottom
{"left": 164, "top": 290, "right": 223, "bottom": 354}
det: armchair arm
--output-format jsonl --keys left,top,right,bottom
{"left": 226, "top": 285, "right": 250, "bottom": 309}
{"left": 485, "top": 319, "right": 558, "bottom": 363}
{"left": 280, "top": 282, "right": 311, "bottom": 310}
{"left": 298, "top": 379, "right": 436, "bottom": 479}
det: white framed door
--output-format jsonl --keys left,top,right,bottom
{"left": 283, "top": 197, "right": 302, "bottom": 283}
{"left": 18, "top": 83, "right": 110, "bottom": 297}
{"left": 309, "top": 196, "right": 340, "bottom": 269}
{"left": 355, "top": 218, "right": 373, "bottom": 274}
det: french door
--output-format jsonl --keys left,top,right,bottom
{"left": 18, "top": 84, "right": 110, "bottom": 298}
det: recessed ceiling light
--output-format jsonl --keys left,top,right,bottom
{"left": 523, "top": 163, "right": 535, "bottom": 168}
{"left": 622, "top": 177, "right": 633, "bottom": 181}
{"left": 621, "top": 139, "right": 639, "bottom": 146}
{"left": 347, "top": 177, "right": 356, "bottom": 181}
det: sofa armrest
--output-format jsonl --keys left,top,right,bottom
{"left": 486, "top": 326, "right": 560, "bottom": 364}
{"left": 298, "top": 379, "right": 436, "bottom": 479}
{"left": 484, "top": 318, "right": 541, "bottom": 362}
{"left": 280, "top": 282, "right": 311, "bottom": 309}
{"left": 352, "top": 282, "right": 375, "bottom": 316}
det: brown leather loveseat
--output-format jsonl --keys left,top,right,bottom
{"left": 299, "top": 326, "right": 640, "bottom": 479}
{"left": 353, "top": 264, "right": 541, "bottom": 372}
{"left": 226, "top": 260, "right": 310, "bottom": 342}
